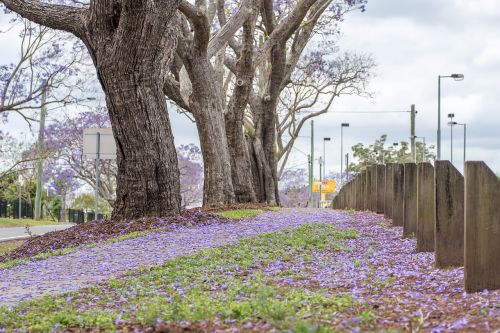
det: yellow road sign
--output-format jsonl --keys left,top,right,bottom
{"left": 312, "top": 179, "right": 336, "bottom": 193}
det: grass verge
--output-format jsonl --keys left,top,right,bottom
{"left": 0, "top": 240, "right": 25, "bottom": 256}
{"left": 215, "top": 208, "right": 268, "bottom": 219}
{"left": 0, "top": 223, "right": 357, "bottom": 332}
{"left": 0, "top": 218, "right": 61, "bottom": 228}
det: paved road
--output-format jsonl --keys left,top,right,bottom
{"left": 0, "top": 224, "right": 74, "bottom": 242}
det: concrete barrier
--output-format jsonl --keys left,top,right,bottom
{"left": 358, "top": 171, "right": 366, "bottom": 210}
{"left": 376, "top": 164, "right": 386, "bottom": 214}
{"left": 370, "top": 165, "right": 378, "bottom": 212}
{"left": 366, "top": 166, "right": 375, "bottom": 211}
{"left": 385, "top": 163, "right": 395, "bottom": 219}
{"left": 464, "top": 161, "right": 500, "bottom": 292}
{"left": 403, "top": 163, "right": 417, "bottom": 238}
{"left": 435, "top": 161, "right": 464, "bottom": 267}
{"left": 416, "top": 162, "right": 435, "bottom": 252}
{"left": 392, "top": 163, "right": 405, "bottom": 227}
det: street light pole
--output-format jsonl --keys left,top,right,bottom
{"left": 323, "top": 137, "right": 331, "bottom": 179}
{"left": 437, "top": 74, "right": 464, "bottom": 160}
{"left": 340, "top": 123, "right": 349, "bottom": 184}
{"left": 448, "top": 113, "right": 455, "bottom": 163}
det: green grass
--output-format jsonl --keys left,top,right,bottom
{"left": 215, "top": 208, "right": 264, "bottom": 219}
{"left": 0, "top": 223, "right": 357, "bottom": 332}
{"left": 0, "top": 218, "right": 61, "bottom": 228}
{"left": 0, "top": 240, "right": 25, "bottom": 256}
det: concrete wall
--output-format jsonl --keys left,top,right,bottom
{"left": 376, "top": 164, "right": 386, "bottom": 214}
{"left": 416, "top": 162, "right": 435, "bottom": 252}
{"left": 392, "top": 164, "right": 405, "bottom": 227}
{"left": 403, "top": 163, "right": 417, "bottom": 238}
{"left": 464, "top": 161, "right": 500, "bottom": 292}
{"left": 435, "top": 160, "right": 464, "bottom": 268}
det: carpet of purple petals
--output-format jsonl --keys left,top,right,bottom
{"left": 0, "top": 209, "right": 499, "bottom": 332}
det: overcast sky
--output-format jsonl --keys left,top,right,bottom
{"left": 2, "top": 0, "right": 500, "bottom": 176}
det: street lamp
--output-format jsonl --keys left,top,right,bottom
{"left": 437, "top": 74, "right": 464, "bottom": 160}
{"left": 448, "top": 113, "right": 455, "bottom": 163}
{"left": 323, "top": 137, "right": 331, "bottom": 179}
{"left": 340, "top": 123, "right": 349, "bottom": 184}
{"left": 449, "top": 121, "right": 467, "bottom": 163}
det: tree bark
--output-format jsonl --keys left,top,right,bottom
{"left": 184, "top": 58, "right": 236, "bottom": 207}
{"left": 99, "top": 70, "right": 181, "bottom": 219}
{"left": 223, "top": 7, "right": 258, "bottom": 203}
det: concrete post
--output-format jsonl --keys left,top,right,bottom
{"left": 366, "top": 166, "right": 375, "bottom": 212}
{"left": 360, "top": 170, "right": 367, "bottom": 210}
{"left": 370, "top": 165, "right": 377, "bottom": 212}
{"left": 376, "top": 164, "right": 386, "bottom": 214}
{"left": 358, "top": 171, "right": 366, "bottom": 210}
{"left": 435, "top": 160, "right": 464, "bottom": 267}
{"left": 385, "top": 163, "right": 395, "bottom": 219}
{"left": 392, "top": 164, "right": 405, "bottom": 227}
{"left": 403, "top": 163, "right": 418, "bottom": 238}
{"left": 416, "top": 162, "right": 435, "bottom": 252}
{"left": 464, "top": 161, "right": 500, "bottom": 292}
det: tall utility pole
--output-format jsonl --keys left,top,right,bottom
{"left": 308, "top": 154, "right": 312, "bottom": 207}
{"left": 34, "top": 88, "right": 48, "bottom": 220}
{"left": 319, "top": 156, "right": 323, "bottom": 208}
{"left": 410, "top": 104, "right": 416, "bottom": 163}
{"left": 309, "top": 120, "right": 314, "bottom": 207}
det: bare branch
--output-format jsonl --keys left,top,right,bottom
{"left": 0, "top": 0, "right": 87, "bottom": 37}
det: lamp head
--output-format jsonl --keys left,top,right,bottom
{"left": 448, "top": 113, "right": 455, "bottom": 118}
{"left": 341, "top": 123, "right": 349, "bottom": 127}
{"left": 324, "top": 137, "right": 331, "bottom": 141}
{"left": 451, "top": 73, "right": 464, "bottom": 81}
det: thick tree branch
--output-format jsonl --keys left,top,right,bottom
{"left": 207, "top": 0, "right": 252, "bottom": 58}
{"left": 0, "top": 0, "right": 87, "bottom": 37}
{"left": 179, "top": 0, "right": 210, "bottom": 54}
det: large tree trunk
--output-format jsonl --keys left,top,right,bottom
{"left": 85, "top": 1, "right": 183, "bottom": 219}
{"left": 249, "top": 97, "right": 278, "bottom": 205}
{"left": 185, "top": 58, "right": 235, "bottom": 207}
{"left": 225, "top": 113, "right": 257, "bottom": 203}
{"left": 99, "top": 70, "right": 181, "bottom": 220}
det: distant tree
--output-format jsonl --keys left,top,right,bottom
{"left": 42, "top": 108, "right": 116, "bottom": 205}
{"left": 0, "top": 130, "right": 39, "bottom": 179}
{"left": 277, "top": 51, "right": 375, "bottom": 178}
{"left": 347, "top": 134, "right": 436, "bottom": 172}
{"left": 177, "top": 144, "right": 203, "bottom": 208}
{"left": 278, "top": 168, "right": 308, "bottom": 208}
{"left": 70, "top": 193, "right": 112, "bottom": 215}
